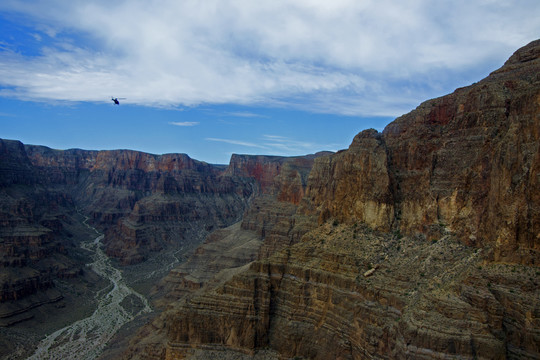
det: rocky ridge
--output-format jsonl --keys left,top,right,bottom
{"left": 0, "top": 134, "right": 328, "bottom": 357}
{"left": 0, "top": 141, "right": 261, "bottom": 333}
{"left": 124, "top": 40, "right": 540, "bottom": 359}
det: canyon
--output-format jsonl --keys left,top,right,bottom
{"left": 0, "top": 39, "right": 539, "bottom": 359}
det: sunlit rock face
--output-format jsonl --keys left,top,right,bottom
{"left": 301, "top": 39, "right": 540, "bottom": 264}
{"left": 301, "top": 128, "right": 394, "bottom": 231}
{"left": 382, "top": 39, "right": 540, "bottom": 264}
{"left": 129, "top": 40, "right": 540, "bottom": 360}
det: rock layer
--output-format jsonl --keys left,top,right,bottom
{"left": 128, "top": 40, "right": 540, "bottom": 360}
{"left": 0, "top": 140, "right": 83, "bottom": 325}
{"left": 24, "top": 145, "right": 256, "bottom": 264}
{"left": 165, "top": 224, "right": 539, "bottom": 359}
{"left": 382, "top": 47, "right": 540, "bottom": 264}
{"left": 0, "top": 142, "right": 256, "bottom": 324}
{"left": 301, "top": 39, "right": 540, "bottom": 265}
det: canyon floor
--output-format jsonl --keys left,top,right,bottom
{"left": 0, "top": 212, "right": 201, "bottom": 360}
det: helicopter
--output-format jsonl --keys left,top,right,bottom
{"left": 111, "top": 97, "right": 126, "bottom": 105}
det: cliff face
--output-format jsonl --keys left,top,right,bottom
{"left": 0, "top": 137, "right": 325, "bottom": 331}
{"left": 165, "top": 224, "right": 539, "bottom": 360}
{"left": 300, "top": 39, "right": 540, "bottom": 265}
{"left": 0, "top": 142, "right": 259, "bottom": 326}
{"left": 23, "top": 146, "right": 256, "bottom": 265}
{"left": 0, "top": 140, "right": 82, "bottom": 325}
{"left": 381, "top": 43, "right": 540, "bottom": 264}
{"left": 131, "top": 40, "right": 540, "bottom": 360}
{"left": 302, "top": 129, "right": 394, "bottom": 231}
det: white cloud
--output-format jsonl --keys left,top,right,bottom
{"left": 206, "top": 134, "right": 337, "bottom": 157}
{"left": 169, "top": 121, "right": 199, "bottom": 127}
{"left": 261, "top": 134, "right": 338, "bottom": 155}
{"left": 205, "top": 137, "right": 268, "bottom": 149}
{"left": 0, "top": 0, "right": 539, "bottom": 115}
{"left": 226, "top": 112, "right": 268, "bottom": 118}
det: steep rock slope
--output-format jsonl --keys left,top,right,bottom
{"left": 302, "top": 129, "right": 394, "bottom": 231}
{"left": 25, "top": 146, "right": 255, "bottom": 264}
{"left": 166, "top": 224, "right": 538, "bottom": 359}
{"left": 121, "top": 153, "right": 327, "bottom": 359}
{"left": 0, "top": 140, "right": 84, "bottom": 326}
{"left": 0, "top": 142, "right": 256, "bottom": 329}
{"left": 382, "top": 42, "right": 540, "bottom": 264}
{"left": 139, "top": 40, "right": 540, "bottom": 359}
{"left": 302, "top": 39, "right": 540, "bottom": 265}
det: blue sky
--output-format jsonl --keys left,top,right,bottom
{"left": 1, "top": 1, "right": 539, "bottom": 164}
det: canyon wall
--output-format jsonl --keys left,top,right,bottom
{"left": 2, "top": 40, "right": 539, "bottom": 360}
{"left": 0, "top": 142, "right": 258, "bottom": 326}
{"left": 134, "top": 40, "right": 540, "bottom": 359}
{"left": 1, "top": 137, "right": 326, "bottom": 330}
{"left": 0, "top": 140, "right": 81, "bottom": 325}
{"left": 25, "top": 145, "right": 256, "bottom": 264}
{"left": 300, "top": 39, "right": 540, "bottom": 265}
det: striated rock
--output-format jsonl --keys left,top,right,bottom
{"left": 1, "top": 141, "right": 256, "bottom": 325}
{"left": 102, "top": 191, "right": 249, "bottom": 265}
{"left": 226, "top": 153, "right": 331, "bottom": 200}
{"left": 122, "top": 222, "right": 263, "bottom": 359}
{"left": 24, "top": 145, "right": 257, "bottom": 264}
{"left": 156, "top": 222, "right": 262, "bottom": 304}
{"left": 299, "top": 39, "right": 540, "bottom": 264}
{"left": 163, "top": 223, "right": 539, "bottom": 360}
{"left": 383, "top": 39, "right": 540, "bottom": 264}
{"left": 122, "top": 154, "right": 325, "bottom": 359}
{"left": 126, "top": 40, "right": 540, "bottom": 360}
{"left": 25, "top": 145, "right": 97, "bottom": 185}
{"left": 0, "top": 142, "right": 84, "bottom": 325}
{"left": 301, "top": 129, "right": 394, "bottom": 231}
{"left": 2, "top": 137, "right": 324, "bottom": 328}
{"left": 0, "top": 139, "right": 37, "bottom": 186}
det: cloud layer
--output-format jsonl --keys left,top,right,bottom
{"left": 1, "top": 0, "right": 539, "bottom": 116}
{"left": 206, "top": 134, "right": 335, "bottom": 156}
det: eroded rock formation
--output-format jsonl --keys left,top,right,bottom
{"left": 0, "top": 140, "right": 81, "bottom": 326}
{"left": 2, "top": 40, "right": 539, "bottom": 360}
{"left": 125, "top": 40, "right": 540, "bottom": 359}
{"left": 25, "top": 145, "right": 256, "bottom": 264}
{"left": 0, "top": 142, "right": 257, "bottom": 328}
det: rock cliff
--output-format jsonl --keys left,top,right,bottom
{"left": 299, "top": 39, "right": 540, "bottom": 265}
{"left": 0, "top": 140, "right": 82, "bottom": 326}
{"left": 381, "top": 42, "right": 540, "bottom": 264}
{"left": 2, "top": 40, "right": 539, "bottom": 360}
{"left": 0, "top": 136, "right": 326, "bottom": 338}
{"left": 25, "top": 146, "right": 256, "bottom": 264}
{"left": 0, "top": 141, "right": 258, "bottom": 329}
{"left": 125, "top": 40, "right": 540, "bottom": 359}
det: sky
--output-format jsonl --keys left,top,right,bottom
{"left": 1, "top": 1, "right": 539, "bottom": 164}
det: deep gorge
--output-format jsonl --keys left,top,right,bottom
{"left": 0, "top": 40, "right": 539, "bottom": 359}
